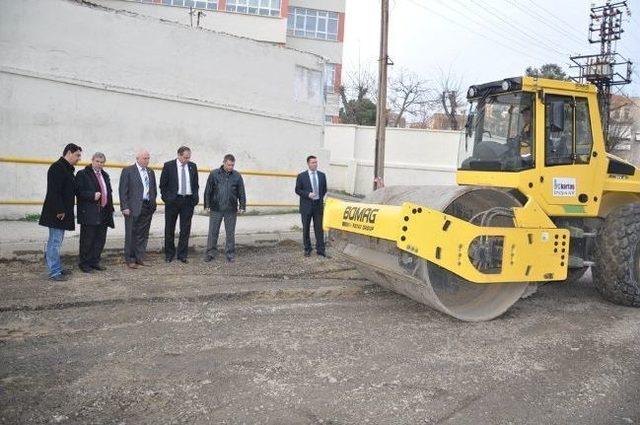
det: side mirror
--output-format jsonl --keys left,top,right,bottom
{"left": 548, "top": 100, "right": 565, "bottom": 132}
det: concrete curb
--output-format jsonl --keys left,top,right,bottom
{"left": 0, "top": 231, "right": 304, "bottom": 261}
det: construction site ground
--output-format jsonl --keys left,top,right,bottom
{"left": 1, "top": 241, "right": 639, "bottom": 424}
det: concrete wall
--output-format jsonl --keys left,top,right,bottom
{"left": 324, "top": 124, "right": 461, "bottom": 196}
{"left": 0, "top": 0, "right": 328, "bottom": 219}
{"left": 93, "top": 0, "right": 288, "bottom": 43}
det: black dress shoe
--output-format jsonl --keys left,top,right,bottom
{"left": 304, "top": 251, "right": 311, "bottom": 257}
{"left": 91, "top": 265, "right": 107, "bottom": 271}
{"left": 317, "top": 252, "right": 330, "bottom": 258}
{"left": 165, "top": 258, "right": 173, "bottom": 263}
{"left": 61, "top": 269, "right": 73, "bottom": 275}
{"left": 203, "top": 256, "right": 215, "bottom": 262}
{"left": 80, "top": 267, "right": 94, "bottom": 273}
{"left": 178, "top": 258, "right": 188, "bottom": 264}
{"left": 50, "top": 274, "right": 68, "bottom": 282}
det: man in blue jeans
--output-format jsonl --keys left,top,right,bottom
{"left": 39, "top": 143, "right": 82, "bottom": 281}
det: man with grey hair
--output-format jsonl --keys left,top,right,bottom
{"left": 75, "top": 152, "right": 115, "bottom": 272}
{"left": 119, "top": 149, "right": 157, "bottom": 269}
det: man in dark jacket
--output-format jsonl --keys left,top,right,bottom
{"left": 159, "top": 146, "right": 199, "bottom": 263}
{"left": 75, "top": 152, "right": 114, "bottom": 273}
{"left": 203, "top": 154, "right": 246, "bottom": 263}
{"left": 39, "top": 143, "right": 82, "bottom": 281}
{"left": 295, "top": 155, "right": 328, "bottom": 257}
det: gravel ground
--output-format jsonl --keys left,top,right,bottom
{"left": 1, "top": 242, "right": 639, "bottom": 424}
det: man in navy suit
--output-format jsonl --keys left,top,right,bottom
{"left": 160, "top": 146, "right": 199, "bottom": 263}
{"left": 295, "top": 155, "right": 328, "bottom": 257}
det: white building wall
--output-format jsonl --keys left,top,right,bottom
{"left": 286, "top": 0, "right": 345, "bottom": 120}
{"left": 289, "top": 0, "right": 345, "bottom": 13}
{"left": 324, "top": 125, "right": 461, "bottom": 196}
{"left": 93, "top": 0, "right": 288, "bottom": 43}
{"left": 0, "top": 0, "right": 328, "bottom": 219}
{"left": 285, "top": 37, "right": 344, "bottom": 65}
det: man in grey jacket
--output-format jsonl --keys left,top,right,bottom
{"left": 119, "top": 149, "right": 157, "bottom": 269}
{"left": 203, "top": 154, "right": 246, "bottom": 263}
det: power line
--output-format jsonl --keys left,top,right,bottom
{"left": 463, "top": 0, "right": 591, "bottom": 70}
{"left": 444, "top": 4, "right": 566, "bottom": 59}
{"left": 449, "top": 0, "right": 573, "bottom": 59}
{"left": 473, "top": 0, "right": 586, "bottom": 54}
{"left": 405, "top": 0, "right": 555, "bottom": 65}
{"left": 505, "top": 0, "right": 588, "bottom": 49}
{"left": 527, "top": 0, "right": 592, "bottom": 42}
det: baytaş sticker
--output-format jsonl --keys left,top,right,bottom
{"left": 553, "top": 177, "right": 577, "bottom": 197}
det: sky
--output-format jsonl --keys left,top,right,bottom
{"left": 342, "top": 0, "right": 640, "bottom": 101}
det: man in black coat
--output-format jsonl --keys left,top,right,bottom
{"left": 75, "top": 152, "right": 115, "bottom": 273}
{"left": 295, "top": 155, "right": 328, "bottom": 257}
{"left": 39, "top": 143, "right": 82, "bottom": 281}
{"left": 203, "top": 154, "right": 246, "bottom": 263}
{"left": 160, "top": 146, "right": 199, "bottom": 263}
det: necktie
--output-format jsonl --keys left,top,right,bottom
{"left": 96, "top": 170, "right": 107, "bottom": 207}
{"left": 312, "top": 172, "right": 318, "bottom": 200}
{"left": 180, "top": 164, "right": 187, "bottom": 195}
{"left": 143, "top": 168, "right": 149, "bottom": 200}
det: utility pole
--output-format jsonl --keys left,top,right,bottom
{"left": 373, "top": 0, "right": 390, "bottom": 190}
{"left": 570, "top": 0, "right": 632, "bottom": 142}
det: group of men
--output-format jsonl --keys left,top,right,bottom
{"left": 39, "top": 144, "right": 327, "bottom": 281}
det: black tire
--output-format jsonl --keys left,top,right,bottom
{"left": 593, "top": 203, "right": 640, "bottom": 306}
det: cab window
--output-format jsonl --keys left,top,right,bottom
{"left": 545, "top": 95, "right": 573, "bottom": 166}
{"left": 575, "top": 97, "right": 593, "bottom": 164}
{"left": 545, "top": 95, "right": 593, "bottom": 166}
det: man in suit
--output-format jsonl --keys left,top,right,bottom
{"left": 203, "top": 154, "right": 246, "bottom": 263}
{"left": 75, "top": 152, "right": 115, "bottom": 273}
{"left": 119, "top": 149, "right": 157, "bottom": 269}
{"left": 39, "top": 143, "right": 82, "bottom": 281}
{"left": 160, "top": 146, "right": 199, "bottom": 263}
{"left": 295, "top": 155, "right": 328, "bottom": 258}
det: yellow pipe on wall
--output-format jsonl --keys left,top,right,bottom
{"left": 0, "top": 156, "right": 298, "bottom": 178}
{"left": 0, "top": 200, "right": 297, "bottom": 208}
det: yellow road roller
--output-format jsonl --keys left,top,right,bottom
{"left": 323, "top": 76, "right": 640, "bottom": 321}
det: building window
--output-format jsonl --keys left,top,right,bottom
{"left": 137, "top": 0, "right": 218, "bottom": 9}
{"left": 226, "top": 0, "right": 281, "bottom": 17}
{"left": 324, "top": 64, "right": 336, "bottom": 94}
{"left": 287, "top": 7, "right": 339, "bottom": 41}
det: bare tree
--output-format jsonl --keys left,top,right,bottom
{"left": 408, "top": 102, "right": 434, "bottom": 129}
{"left": 430, "top": 69, "right": 466, "bottom": 130}
{"left": 388, "top": 68, "right": 431, "bottom": 127}
{"left": 607, "top": 95, "right": 635, "bottom": 152}
{"left": 338, "top": 67, "right": 378, "bottom": 125}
